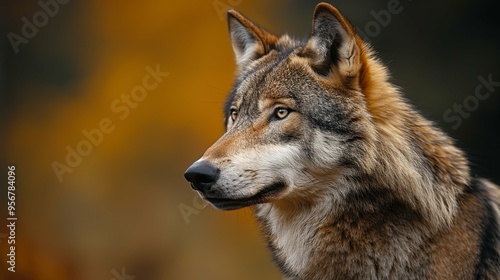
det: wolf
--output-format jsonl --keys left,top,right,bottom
{"left": 184, "top": 3, "right": 500, "bottom": 279}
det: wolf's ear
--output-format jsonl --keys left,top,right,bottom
{"left": 227, "top": 10, "right": 278, "bottom": 71}
{"left": 302, "top": 3, "right": 364, "bottom": 77}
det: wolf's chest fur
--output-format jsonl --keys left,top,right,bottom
{"left": 256, "top": 190, "right": 430, "bottom": 279}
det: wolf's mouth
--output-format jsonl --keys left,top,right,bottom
{"left": 205, "top": 182, "right": 286, "bottom": 210}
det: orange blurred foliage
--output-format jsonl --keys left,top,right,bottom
{"left": 2, "top": 1, "right": 285, "bottom": 279}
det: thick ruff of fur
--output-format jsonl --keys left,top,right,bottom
{"left": 185, "top": 3, "right": 500, "bottom": 279}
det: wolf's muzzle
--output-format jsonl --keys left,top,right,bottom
{"left": 184, "top": 161, "right": 220, "bottom": 192}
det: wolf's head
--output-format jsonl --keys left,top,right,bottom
{"left": 184, "top": 3, "right": 468, "bottom": 224}
{"left": 185, "top": 3, "right": 382, "bottom": 210}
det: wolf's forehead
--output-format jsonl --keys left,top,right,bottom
{"left": 224, "top": 35, "right": 306, "bottom": 119}
{"left": 227, "top": 64, "right": 278, "bottom": 112}
{"left": 231, "top": 54, "right": 305, "bottom": 104}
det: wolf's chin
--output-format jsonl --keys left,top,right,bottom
{"left": 206, "top": 182, "right": 286, "bottom": 210}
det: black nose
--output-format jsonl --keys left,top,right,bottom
{"left": 184, "top": 161, "right": 220, "bottom": 191}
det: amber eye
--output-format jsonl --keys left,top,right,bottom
{"left": 230, "top": 109, "right": 238, "bottom": 122}
{"left": 274, "top": 107, "right": 290, "bottom": 120}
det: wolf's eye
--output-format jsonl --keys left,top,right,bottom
{"left": 230, "top": 109, "right": 238, "bottom": 122}
{"left": 273, "top": 107, "right": 290, "bottom": 120}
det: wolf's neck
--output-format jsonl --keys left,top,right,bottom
{"left": 255, "top": 200, "right": 335, "bottom": 278}
{"left": 359, "top": 54, "right": 471, "bottom": 229}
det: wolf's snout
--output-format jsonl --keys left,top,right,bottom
{"left": 184, "top": 161, "right": 220, "bottom": 192}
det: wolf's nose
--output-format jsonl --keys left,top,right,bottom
{"left": 184, "top": 161, "right": 220, "bottom": 191}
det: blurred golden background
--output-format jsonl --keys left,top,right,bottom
{"left": 1, "top": 0, "right": 499, "bottom": 279}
